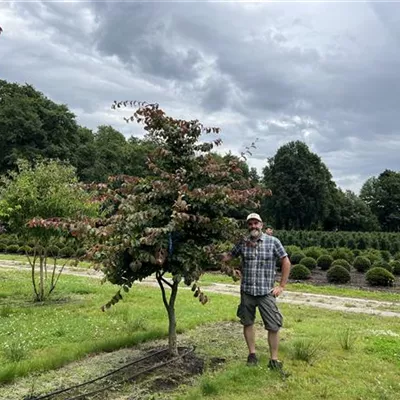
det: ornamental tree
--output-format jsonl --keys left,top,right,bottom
{"left": 33, "top": 102, "right": 270, "bottom": 355}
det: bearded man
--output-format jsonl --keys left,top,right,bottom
{"left": 222, "top": 213, "right": 291, "bottom": 371}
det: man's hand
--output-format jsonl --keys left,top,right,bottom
{"left": 233, "top": 269, "right": 242, "bottom": 281}
{"left": 271, "top": 285, "right": 284, "bottom": 297}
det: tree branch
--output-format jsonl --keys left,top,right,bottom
{"left": 156, "top": 271, "right": 170, "bottom": 311}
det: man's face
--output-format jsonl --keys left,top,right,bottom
{"left": 247, "top": 219, "right": 263, "bottom": 238}
{"left": 266, "top": 228, "right": 273, "bottom": 236}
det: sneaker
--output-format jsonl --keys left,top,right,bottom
{"left": 247, "top": 353, "right": 258, "bottom": 366}
{"left": 268, "top": 359, "right": 290, "bottom": 378}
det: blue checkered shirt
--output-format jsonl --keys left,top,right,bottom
{"left": 230, "top": 233, "right": 288, "bottom": 296}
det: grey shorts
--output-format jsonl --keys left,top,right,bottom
{"left": 237, "top": 291, "right": 283, "bottom": 332}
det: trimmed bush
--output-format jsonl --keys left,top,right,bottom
{"left": 380, "top": 250, "right": 391, "bottom": 263}
{"left": 352, "top": 249, "right": 361, "bottom": 258}
{"left": 299, "top": 257, "right": 317, "bottom": 270}
{"left": 19, "top": 245, "right": 32, "bottom": 254}
{"left": 286, "top": 246, "right": 302, "bottom": 259}
{"left": 372, "top": 261, "right": 393, "bottom": 273}
{"left": 353, "top": 256, "right": 371, "bottom": 273}
{"left": 47, "top": 245, "right": 61, "bottom": 257}
{"left": 331, "top": 259, "right": 351, "bottom": 272}
{"left": 290, "top": 252, "right": 306, "bottom": 265}
{"left": 363, "top": 249, "right": 382, "bottom": 265}
{"left": 330, "top": 248, "right": 353, "bottom": 263}
{"left": 75, "top": 248, "right": 87, "bottom": 258}
{"left": 304, "top": 247, "right": 324, "bottom": 260}
{"left": 390, "top": 261, "right": 400, "bottom": 276}
{"left": 60, "top": 247, "right": 75, "bottom": 258}
{"left": 0, "top": 242, "right": 7, "bottom": 252}
{"left": 317, "top": 255, "right": 333, "bottom": 271}
{"left": 6, "top": 244, "right": 20, "bottom": 253}
{"left": 327, "top": 265, "right": 351, "bottom": 284}
{"left": 366, "top": 267, "right": 395, "bottom": 287}
{"left": 394, "top": 252, "right": 400, "bottom": 261}
{"left": 290, "top": 264, "right": 311, "bottom": 280}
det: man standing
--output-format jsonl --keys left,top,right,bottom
{"left": 222, "top": 213, "right": 291, "bottom": 372}
{"left": 265, "top": 225, "right": 274, "bottom": 236}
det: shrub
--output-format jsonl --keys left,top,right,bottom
{"left": 304, "top": 247, "right": 324, "bottom": 260}
{"left": 6, "top": 244, "right": 20, "bottom": 254}
{"left": 286, "top": 246, "right": 302, "bottom": 259}
{"left": 331, "top": 259, "right": 351, "bottom": 272}
{"left": 290, "top": 264, "right": 311, "bottom": 280}
{"left": 352, "top": 249, "right": 361, "bottom": 258}
{"left": 290, "top": 338, "right": 321, "bottom": 364}
{"left": 60, "top": 247, "right": 75, "bottom": 258}
{"left": 390, "top": 261, "right": 400, "bottom": 276}
{"left": 365, "top": 267, "right": 395, "bottom": 287}
{"left": 380, "top": 250, "right": 391, "bottom": 263}
{"left": 353, "top": 256, "right": 371, "bottom": 273}
{"left": 75, "top": 248, "right": 87, "bottom": 258}
{"left": 19, "top": 245, "right": 32, "bottom": 255}
{"left": 330, "top": 247, "right": 353, "bottom": 263}
{"left": 47, "top": 245, "right": 61, "bottom": 257}
{"left": 363, "top": 249, "right": 382, "bottom": 265}
{"left": 317, "top": 255, "right": 333, "bottom": 271}
{"left": 290, "top": 252, "right": 306, "bottom": 265}
{"left": 327, "top": 265, "right": 351, "bottom": 284}
{"left": 372, "top": 261, "right": 393, "bottom": 273}
{"left": 299, "top": 257, "right": 317, "bottom": 270}
{"left": 0, "top": 242, "right": 7, "bottom": 252}
{"left": 394, "top": 252, "right": 400, "bottom": 261}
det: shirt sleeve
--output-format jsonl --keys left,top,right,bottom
{"left": 273, "top": 238, "right": 288, "bottom": 259}
{"left": 230, "top": 241, "right": 242, "bottom": 258}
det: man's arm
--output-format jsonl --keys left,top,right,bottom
{"left": 272, "top": 238, "right": 291, "bottom": 297}
{"left": 279, "top": 255, "right": 291, "bottom": 288}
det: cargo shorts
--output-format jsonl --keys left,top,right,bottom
{"left": 237, "top": 291, "right": 283, "bottom": 332}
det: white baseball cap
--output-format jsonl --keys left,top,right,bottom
{"left": 246, "top": 213, "right": 262, "bottom": 222}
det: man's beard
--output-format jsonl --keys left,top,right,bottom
{"left": 249, "top": 228, "right": 261, "bottom": 239}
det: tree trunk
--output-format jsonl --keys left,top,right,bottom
{"left": 39, "top": 255, "right": 45, "bottom": 302}
{"left": 156, "top": 272, "right": 179, "bottom": 356}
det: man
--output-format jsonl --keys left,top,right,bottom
{"left": 222, "top": 213, "right": 291, "bottom": 372}
{"left": 265, "top": 225, "right": 274, "bottom": 236}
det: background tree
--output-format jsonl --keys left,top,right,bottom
{"left": 0, "top": 159, "right": 99, "bottom": 301}
{"left": 261, "top": 141, "right": 336, "bottom": 230}
{"left": 0, "top": 80, "right": 81, "bottom": 174}
{"left": 35, "top": 102, "right": 268, "bottom": 355}
{"left": 360, "top": 170, "right": 400, "bottom": 231}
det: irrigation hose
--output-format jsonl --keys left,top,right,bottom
{"left": 25, "top": 345, "right": 195, "bottom": 400}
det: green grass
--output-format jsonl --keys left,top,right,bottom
{"left": 0, "top": 253, "right": 92, "bottom": 268}
{"left": 0, "top": 269, "right": 237, "bottom": 384}
{"left": 178, "top": 305, "right": 400, "bottom": 400}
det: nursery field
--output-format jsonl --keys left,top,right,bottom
{"left": 1, "top": 269, "right": 400, "bottom": 400}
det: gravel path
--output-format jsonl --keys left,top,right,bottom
{"left": 1, "top": 260, "right": 400, "bottom": 318}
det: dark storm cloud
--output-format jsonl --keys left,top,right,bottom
{"left": 1, "top": 0, "right": 400, "bottom": 192}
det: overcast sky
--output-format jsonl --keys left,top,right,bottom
{"left": 1, "top": 1, "right": 400, "bottom": 192}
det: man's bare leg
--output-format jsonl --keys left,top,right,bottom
{"left": 244, "top": 324, "right": 256, "bottom": 354}
{"left": 268, "top": 330, "right": 279, "bottom": 360}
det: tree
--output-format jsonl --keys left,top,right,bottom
{"left": 0, "top": 80, "right": 82, "bottom": 174}
{"left": 335, "top": 189, "right": 380, "bottom": 231}
{"left": 0, "top": 159, "right": 99, "bottom": 301}
{"left": 35, "top": 102, "right": 269, "bottom": 355}
{"left": 360, "top": 170, "right": 400, "bottom": 231}
{"left": 261, "top": 141, "right": 336, "bottom": 230}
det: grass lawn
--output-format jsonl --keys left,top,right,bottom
{"left": 0, "top": 269, "right": 236, "bottom": 384}
{"left": 1, "top": 270, "right": 400, "bottom": 399}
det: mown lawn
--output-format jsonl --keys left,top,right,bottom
{"left": 0, "top": 269, "right": 236, "bottom": 384}
{"left": 0, "top": 269, "right": 400, "bottom": 399}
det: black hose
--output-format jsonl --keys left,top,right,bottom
{"left": 25, "top": 346, "right": 195, "bottom": 400}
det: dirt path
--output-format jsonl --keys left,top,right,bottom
{"left": 1, "top": 260, "right": 400, "bottom": 318}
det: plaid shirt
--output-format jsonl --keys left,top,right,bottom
{"left": 230, "top": 233, "right": 288, "bottom": 296}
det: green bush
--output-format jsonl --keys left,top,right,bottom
{"left": 327, "top": 265, "right": 351, "bottom": 284}
{"left": 317, "top": 254, "right": 333, "bottom": 271}
{"left": 390, "top": 261, "right": 400, "bottom": 276}
{"left": 304, "top": 247, "right": 324, "bottom": 260}
{"left": 331, "top": 259, "right": 351, "bottom": 272}
{"left": 299, "top": 257, "right": 317, "bottom": 270}
{"left": 19, "top": 245, "right": 32, "bottom": 254}
{"left": 330, "top": 248, "right": 353, "bottom": 263}
{"left": 6, "top": 244, "right": 20, "bottom": 253}
{"left": 372, "top": 261, "right": 393, "bottom": 273}
{"left": 0, "top": 242, "right": 7, "bottom": 252}
{"left": 365, "top": 268, "right": 395, "bottom": 287}
{"left": 47, "top": 245, "right": 61, "bottom": 257}
{"left": 353, "top": 256, "right": 371, "bottom": 273}
{"left": 363, "top": 249, "right": 382, "bottom": 265}
{"left": 352, "top": 249, "right": 361, "bottom": 258}
{"left": 60, "top": 247, "right": 75, "bottom": 258}
{"left": 290, "top": 252, "right": 306, "bottom": 265}
{"left": 75, "top": 248, "right": 87, "bottom": 258}
{"left": 394, "top": 252, "right": 400, "bottom": 261}
{"left": 380, "top": 250, "right": 391, "bottom": 263}
{"left": 290, "top": 264, "right": 311, "bottom": 280}
{"left": 286, "top": 246, "right": 302, "bottom": 259}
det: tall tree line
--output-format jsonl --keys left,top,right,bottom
{"left": 1, "top": 79, "right": 399, "bottom": 232}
